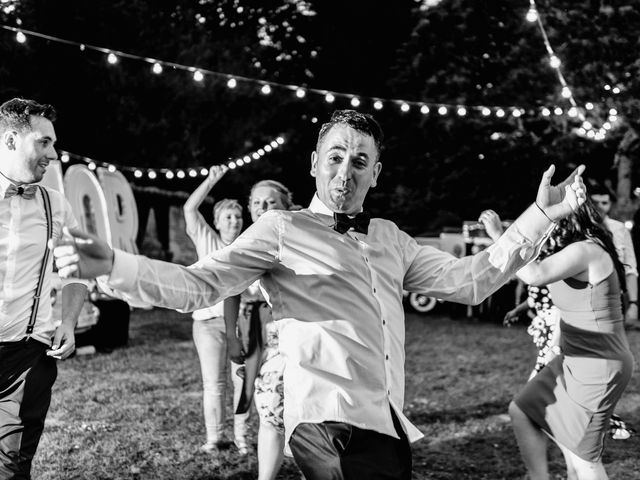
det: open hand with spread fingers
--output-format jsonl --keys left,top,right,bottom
{"left": 536, "top": 164, "right": 587, "bottom": 222}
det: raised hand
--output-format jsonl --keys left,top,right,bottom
{"left": 536, "top": 164, "right": 586, "bottom": 222}
{"left": 478, "top": 209, "right": 503, "bottom": 241}
{"left": 52, "top": 227, "right": 115, "bottom": 279}
{"left": 207, "top": 164, "right": 228, "bottom": 184}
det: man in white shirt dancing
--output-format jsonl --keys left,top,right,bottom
{"left": 53, "top": 110, "right": 586, "bottom": 480}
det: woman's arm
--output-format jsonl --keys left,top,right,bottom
{"left": 183, "top": 165, "right": 227, "bottom": 230}
{"left": 516, "top": 241, "right": 592, "bottom": 286}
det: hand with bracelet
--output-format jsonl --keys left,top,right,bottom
{"left": 535, "top": 164, "right": 586, "bottom": 222}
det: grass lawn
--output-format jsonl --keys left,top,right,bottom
{"left": 33, "top": 308, "right": 640, "bottom": 480}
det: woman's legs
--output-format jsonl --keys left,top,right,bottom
{"left": 257, "top": 423, "right": 285, "bottom": 480}
{"left": 230, "top": 360, "right": 250, "bottom": 454}
{"left": 556, "top": 444, "right": 608, "bottom": 480}
{"left": 509, "top": 401, "right": 549, "bottom": 480}
{"left": 193, "top": 317, "right": 228, "bottom": 448}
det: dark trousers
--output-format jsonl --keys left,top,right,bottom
{"left": 0, "top": 340, "right": 57, "bottom": 480}
{"left": 290, "top": 409, "right": 412, "bottom": 480}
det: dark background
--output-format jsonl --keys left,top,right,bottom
{"left": 2, "top": 0, "right": 639, "bottom": 235}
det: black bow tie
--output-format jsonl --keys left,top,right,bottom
{"left": 4, "top": 184, "right": 37, "bottom": 200}
{"left": 333, "top": 212, "right": 370, "bottom": 235}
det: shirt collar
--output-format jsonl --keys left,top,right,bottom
{"left": 308, "top": 193, "right": 364, "bottom": 217}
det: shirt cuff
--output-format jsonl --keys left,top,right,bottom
{"left": 513, "top": 203, "right": 555, "bottom": 242}
{"left": 106, "top": 249, "right": 139, "bottom": 291}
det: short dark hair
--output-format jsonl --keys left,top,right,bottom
{"left": 589, "top": 183, "right": 616, "bottom": 202}
{"left": 316, "top": 110, "right": 384, "bottom": 158}
{"left": 0, "top": 98, "right": 57, "bottom": 136}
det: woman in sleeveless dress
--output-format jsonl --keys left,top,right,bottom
{"left": 508, "top": 200, "right": 634, "bottom": 480}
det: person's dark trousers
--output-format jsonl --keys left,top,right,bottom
{"left": 289, "top": 408, "right": 412, "bottom": 480}
{"left": 0, "top": 339, "right": 57, "bottom": 479}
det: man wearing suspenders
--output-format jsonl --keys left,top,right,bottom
{"left": 0, "top": 98, "right": 87, "bottom": 479}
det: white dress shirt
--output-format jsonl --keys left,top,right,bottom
{"left": 107, "top": 194, "right": 554, "bottom": 446}
{"left": 604, "top": 217, "right": 638, "bottom": 276}
{"left": 0, "top": 175, "right": 80, "bottom": 344}
{"left": 185, "top": 212, "right": 227, "bottom": 320}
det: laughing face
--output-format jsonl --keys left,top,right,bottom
{"left": 5, "top": 115, "right": 58, "bottom": 184}
{"left": 310, "top": 124, "right": 381, "bottom": 214}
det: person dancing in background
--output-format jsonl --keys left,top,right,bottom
{"left": 480, "top": 209, "right": 635, "bottom": 442}
{"left": 235, "top": 179, "right": 296, "bottom": 480}
{"left": 183, "top": 165, "right": 249, "bottom": 455}
{"left": 507, "top": 200, "right": 634, "bottom": 480}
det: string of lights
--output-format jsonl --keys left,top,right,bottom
{"left": 525, "top": 0, "right": 619, "bottom": 140}
{"left": 57, "top": 136, "right": 286, "bottom": 180}
{"left": 1, "top": 23, "right": 595, "bottom": 122}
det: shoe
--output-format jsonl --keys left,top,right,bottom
{"left": 199, "top": 441, "right": 220, "bottom": 453}
{"left": 234, "top": 437, "right": 250, "bottom": 456}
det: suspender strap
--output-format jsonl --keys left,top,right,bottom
{"left": 25, "top": 186, "right": 53, "bottom": 336}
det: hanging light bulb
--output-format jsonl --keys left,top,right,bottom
{"left": 107, "top": 164, "right": 117, "bottom": 172}
{"left": 549, "top": 55, "right": 561, "bottom": 69}
{"left": 526, "top": 6, "right": 538, "bottom": 22}
{"left": 176, "top": 170, "right": 186, "bottom": 179}
{"left": 481, "top": 107, "right": 491, "bottom": 116}
{"left": 88, "top": 162, "right": 97, "bottom": 171}
{"left": 152, "top": 62, "right": 163, "bottom": 74}
{"left": 236, "top": 159, "right": 245, "bottom": 167}
{"left": 457, "top": 107, "right": 467, "bottom": 116}
{"left": 252, "top": 152, "right": 260, "bottom": 160}
{"left": 400, "top": 103, "right": 410, "bottom": 113}
{"left": 60, "top": 153, "right": 70, "bottom": 163}
{"left": 276, "top": 137, "right": 285, "bottom": 145}
{"left": 200, "top": 168, "right": 208, "bottom": 176}
{"left": 243, "top": 155, "right": 251, "bottom": 163}
{"left": 325, "top": 93, "right": 335, "bottom": 103}
{"left": 261, "top": 84, "right": 272, "bottom": 95}
{"left": 227, "top": 78, "right": 237, "bottom": 88}
{"left": 228, "top": 162, "right": 237, "bottom": 169}
{"left": 134, "top": 170, "right": 143, "bottom": 178}
{"left": 15, "top": 31, "right": 26, "bottom": 43}
{"left": 165, "top": 171, "right": 174, "bottom": 179}
{"left": 107, "top": 52, "right": 118, "bottom": 64}
{"left": 554, "top": 107, "right": 563, "bottom": 115}
{"left": 295, "top": 88, "right": 306, "bottom": 98}
{"left": 585, "top": 102, "right": 594, "bottom": 110}
{"left": 541, "top": 107, "right": 551, "bottom": 116}
{"left": 148, "top": 170, "right": 157, "bottom": 179}
{"left": 495, "top": 109, "right": 505, "bottom": 118}
{"left": 188, "top": 169, "right": 197, "bottom": 178}
{"left": 512, "top": 109, "right": 522, "bottom": 118}
{"left": 420, "top": 105, "right": 430, "bottom": 115}
{"left": 373, "top": 100, "right": 383, "bottom": 110}
{"left": 438, "top": 106, "right": 448, "bottom": 115}
{"left": 193, "top": 70, "right": 204, "bottom": 82}
{"left": 568, "top": 107, "right": 578, "bottom": 117}
{"left": 561, "top": 86, "right": 572, "bottom": 98}
{"left": 350, "top": 97, "right": 361, "bottom": 107}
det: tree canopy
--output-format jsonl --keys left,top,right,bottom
{"left": 1, "top": 0, "right": 638, "bottom": 233}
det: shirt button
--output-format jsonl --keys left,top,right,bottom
{"left": 373, "top": 287, "right": 377, "bottom": 293}
{"left": 385, "top": 354, "right": 389, "bottom": 360}
{"left": 382, "top": 319, "right": 386, "bottom": 325}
